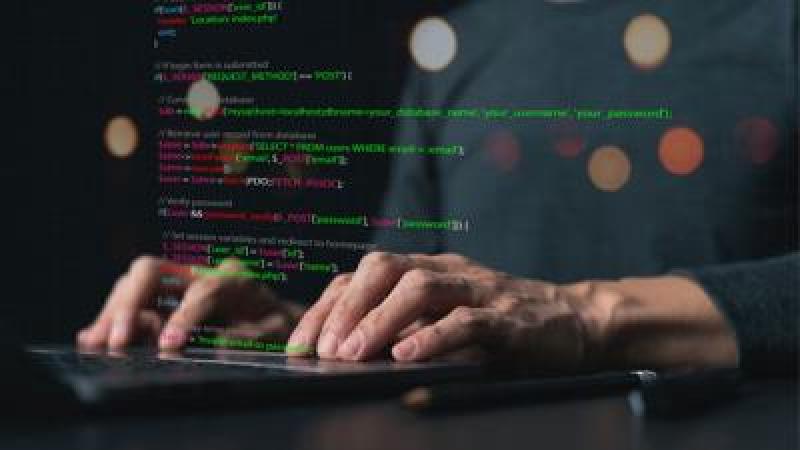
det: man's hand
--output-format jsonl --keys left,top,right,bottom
{"left": 287, "top": 252, "right": 609, "bottom": 370}
{"left": 76, "top": 255, "right": 304, "bottom": 351}
{"left": 288, "top": 252, "right": 739, "bottom": 372}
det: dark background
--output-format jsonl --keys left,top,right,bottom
{"left": 10, "top": 1, "right": 465, "bottom": 343}
{"left": 7, "top": 1, "right": 799, "bottom": 346}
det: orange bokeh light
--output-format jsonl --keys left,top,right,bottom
{"left": 104, "top": 115, "right": 139, "bottom": 158}
{"left": 658, "top": 127, "right": 704, "bottom": 176}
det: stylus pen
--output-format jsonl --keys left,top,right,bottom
{"left": 627, "top": 367, "right": 742, "bottom": 418}
{"left": 403, "top": 370, "right": 655, "bottom": 412}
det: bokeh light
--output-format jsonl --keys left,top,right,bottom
{"left": 104, "top": 115, "right": 139, "bottom": 158}
{"left": 588, "top": 145, "right": 631, "bottom": 192}
{"left": 735, "top": 117, "right": 779, "bottom": 165}
{"left": 409, "top": 17, "right": 458, "bottom": 72}
{"left": 659, "top": 127, "right": 704, "bottom": 176}
{"left": 187, "top": 78, "right": 221, "bottom": 121}
{"left": 485, "top": 129, "right": 522, "bottom": 172}
{"left": 218, "top": 140, "right": 251, "bottom": 175}
{"left": 624, "top": 14, "right": 671, "bottom": 71}
{"left": 549, "top": 121, "right": 586, "bottom": 158}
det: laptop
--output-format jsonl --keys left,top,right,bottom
{"left": 15, "top": 344, "right": 482, "bottom": 414}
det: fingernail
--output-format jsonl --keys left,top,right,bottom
{"left": 109, "top": 318, "right": 129, "bottom": 348}
{"left": 286, "top": 333, "right": 309, "bottom": 354}
{"left": 392, "top": 339, "right": 417, "bottom": 360}
{"left": 337, "top": 330, "right": 364, "bottom": 360}
{"left": 159, "top": 326, "right": 187, "bottom": 349}
{"left": 317, "top": 331, "right": 339, "bottom": 358}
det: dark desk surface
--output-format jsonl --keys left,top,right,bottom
{"left": 4, "top": 381, "right": 796, "bottom": 450}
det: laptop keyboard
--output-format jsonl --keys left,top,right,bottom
{"left": 32, "top": 350, "right": 293, "bottom": 379}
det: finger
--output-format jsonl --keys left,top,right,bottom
{"left": 394, "top": 319, "right": 429, "bottom": 343}
{"left": 316, "top": 252, "right": 413, "bottom": 358}
{"left": 337, "top": 270, "right": 476, "bottom": 361}
{"left": 80, "top": 297, "right": 165, "bottom": 350}
{"left": 77, "top": 316, "right": 113, "bottom": 349}
{"left": 104, "top": 256, "right": 170, "bottom": 349}
{"left": 392, "top": 307, "right": 495, "bottom": 362}
{"left": 77, "top": 274, "right": 131, "bottom": 349}
{"left": 159, "top": 275, "right": 226, "bottom": 350}
{"left": 159, "top": 256, "right": 264, "bottom": 350}
{"left": 286, "top": 273, "right": 352, "bottom": 356}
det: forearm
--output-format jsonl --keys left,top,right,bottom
{"left": 593, "top": 276, "right": 739, "bottom": 370}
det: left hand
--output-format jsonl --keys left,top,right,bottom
{"left": 287, "top": 252, "right": 615, "bottom": 372}
{"left": 77, "top": 256, "right": 305, "bottom": 351}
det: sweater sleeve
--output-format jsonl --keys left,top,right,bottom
{"left": 683, "top": 253, "right": 799, "bottom": 377}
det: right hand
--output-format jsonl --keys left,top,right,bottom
{"left": 76, "top": 255, "right": 304, "bottom": 351}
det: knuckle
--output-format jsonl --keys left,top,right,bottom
{"left": 493, "top": 296, "right": 521, "bottom": 313}
{"left": 542, "top": 283, "right": 560, "bottom": 302}
{"left": 329, "top": 302, "right": 356, "bottom": 327}
{"left": 451, "top": 306, "right": 476, "bottom": 326}
{"left": 402, "top": 268, "right": 436, "bottom": 292}
{"left": 359, "top": 251, "right": 406, "bottom": 275}
{"left": 589, "top": 283, "right": 625, "bottom": 305}
{"left": 429, "top": 324, "right": 445, "bottom": 338}
{"left": 442, "top": 253, "right": 471, "bottom": 266}
{"left": 360, "top": 251, "right": 393, "bottom": 267}
{"left": 569, "top": 281, "right": 594, "bottom": 297}
{"left": 331, "top": 273, "right": 353, "bottom": 287}
{"left": 558, "top": 282, "right": 579, "bottom": 300}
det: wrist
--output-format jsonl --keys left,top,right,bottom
{"left": 594, "top": 275, "right": 739, "bottom": 370}
{"left": 558, "top": 280, "right": 627, "bottom": 371}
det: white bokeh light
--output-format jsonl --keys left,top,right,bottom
{"left": 624, "top": 14, "right": 671, "bottom": 71}
{"left": 187, "top": 78, "right": 221, "bottom": 121}
{"left": 588, "top": 145, "right": 632, "bottom": 192}
{"left": 409, "top": 17, "right": 458, "bottom": 72}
